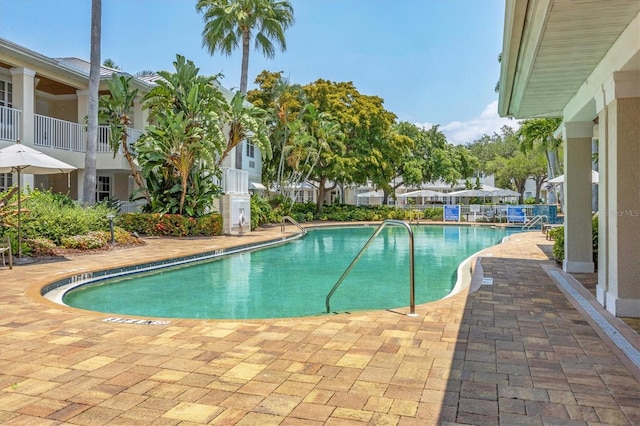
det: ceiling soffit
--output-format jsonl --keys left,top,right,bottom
{"left": 503, "top": 0, "right": 640, "bottom": 118}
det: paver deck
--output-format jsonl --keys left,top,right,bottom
{"left": 1, "top": 225, "right": 638, "bottom": 425}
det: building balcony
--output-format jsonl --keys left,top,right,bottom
{"left": 0, "top": 106, "right": 143, "bottom": 154}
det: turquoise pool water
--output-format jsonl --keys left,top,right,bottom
{"left": 63, "top": 225, "right": 519, "bottom": 319}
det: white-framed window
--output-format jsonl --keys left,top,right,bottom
{"left": 246, "top": 141, "right": 255, "bottom": 158}
{"left": 96, "top": 175, "right": 111, "bottom": 202}
{"left": 0, "top": 173, "right": 13, "bottom": 191}
{"left": 0, "top": 80, "right": 13, "bottom": 108}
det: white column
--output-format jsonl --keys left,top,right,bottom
{"left": 561, "top": 121, "right": 595, "bottom": 273}
{"left": 76, "top": 89, "right": 89, "bottom": 123}
{"left": 132, "top": 97, "right": 148, "bottom": 131}
{"left": 10, "top": 67, "right": 36, "bottom": 145}
{"left": 596, "top": 88, "right": 609, "bottom": 306}
{"left": 599, "top": 71, "right": 640, "bottom": 317}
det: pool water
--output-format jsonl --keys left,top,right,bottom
{"left": 64, "top": 225, "right": 519, "bottom": 319}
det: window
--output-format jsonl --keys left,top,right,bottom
{"left": 0, "top": 80, "right": 13, "bottom": 108}
{"left": 0, "top": 173, "right": 13, "bottom": 191}
{"left": 96, "top": 175, "right": 111, "bottom": 202}
{"left": 246, "top": 141, "right": 255, "bottom": 158}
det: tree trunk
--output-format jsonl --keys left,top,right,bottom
{"left": 121, "top": 136, "right": 150, "bottom": 205}
{"left": 82, "top": 0, "right": 101, "bottom": 205}
{"left": 316, "top": 178, "right": 326, "bottom": 214}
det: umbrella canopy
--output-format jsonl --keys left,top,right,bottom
{"left": 356, "top": 190, "right": 384, "bottom": 198}
{"left": 0, "top": 142, "right": 76, "bottom": 257}
{"left": 0, "top": 143, "right": 77, "bottom": 174}
{"left": 397, "top": 189, "right": 446, "bottom": 198}
{"left": 489, "top": 188, "right": 521, "bottom": 197}
{"left": 547, "top": 170, "right": 599, "bottom": 184}
{"left": 448, "top": 188, "right": 494, "bottom": 197}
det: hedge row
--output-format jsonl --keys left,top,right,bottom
{"left": 118, "top": 213, "right": 223, "bottom": 237}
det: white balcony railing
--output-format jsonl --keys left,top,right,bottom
{"left": 219, "top": 167, "right": 249, "bottom": 194}
{"left": 33, "top": 114, "right": 143, "bottom": 153}
{"left": 0, "top": 106, "right": 21, "bottom": 142}
{"left": 34, "top": 114, "right": 85, "bottom": 151}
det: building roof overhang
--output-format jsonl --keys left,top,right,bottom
{"left": 498, "top": 0, "right": 640, "bottom": 121}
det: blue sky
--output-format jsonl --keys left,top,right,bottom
{"left": 0, "top": 0, "right": 518, "bottom": 144}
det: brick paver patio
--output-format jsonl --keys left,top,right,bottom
{"left": 1, "top": 225, "right": 638, "bottom": 425}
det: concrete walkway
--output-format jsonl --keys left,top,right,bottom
{"left": 1, "top": 226, "right": 638, "bottom": 425}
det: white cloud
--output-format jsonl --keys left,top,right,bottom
{"left": 416, "top": 101, "right": 520, "bottom": 145}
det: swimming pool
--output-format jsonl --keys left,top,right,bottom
{"left": 62, "top": 225, "right": 519, "bottom": 319}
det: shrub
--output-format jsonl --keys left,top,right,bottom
{"left": 3, "top": 189, "right": 115, "bottom": 245}
{"left": 550, "top": 226, "right": 564, "bottom": 263}
{"left": 550, "top": 216, "right": 598, "bottom": 266}
{"left": 26, "top": 237, "right": 57, "bottom": 256}
{"left": 61, "top": 231, "right": 109, "bottom": 250}
{"left": 119, "top": 213, "right": 222, "bottom": 237}
{"left": 113, "top": 227, "right": 141, "bottom": 245}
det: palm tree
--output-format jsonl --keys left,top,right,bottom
{"left": 99, "top": 75, "right": 151, "bottom": 205}
{"left": 517, "top": 117, "right": 563, "bottom": 204}
{"left": 82, "top": 0, "right": 101, "bottom": 205}
{"left": 102, "top": 58, "right": 120, "bottom": 70}
{"left": 195, "top": 0, "right": 295, "bottom": 95}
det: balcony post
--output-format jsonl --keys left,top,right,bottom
{"left": 10, "top": 67, "right": 35, "bottom": 145}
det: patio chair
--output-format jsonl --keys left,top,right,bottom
{"left": 0, "top": 236, "right": 12, "bottom": 269}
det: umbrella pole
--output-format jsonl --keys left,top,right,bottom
{"left": 17, "top": 169, "right": 21, "bottom": 258}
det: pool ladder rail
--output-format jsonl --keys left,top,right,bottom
{"left": 325, "top": 219, "right": 418, "bottom": 317}
{"left": 281, "top": 216, "right": 307, "bottom": 236}
{"left": 522, "top": 214, "right": 548, "bottom": 231}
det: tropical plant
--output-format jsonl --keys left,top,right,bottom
{"left": 196, "top": 0, "right": 295, "bottom": 95}
{"left": 517, "top": 117, "right": 563, "bottom": 204}
{"left": 247, "top": 70, "right": 306, "bottom": 192}
{"left": 82, "top": 0, "right": 101, "bottom": 205}
{"left": 217, "top": 91, "right": 272, "bottom": 167}
{"left": 139, "top": 55, "right": 227, "bottom": 216}
{"left": 99, "top": 75, "right": 151, "bottom": 204}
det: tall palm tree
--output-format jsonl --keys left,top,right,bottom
{"left": 82, "top": 0, "right": 101, "bottom": 204}
{"left": 196, "top": 0, "right": 295, "bottom": 95}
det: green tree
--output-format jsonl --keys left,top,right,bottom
{"left": 517, "top": 117, "right": 563, "bottom": 204}
{"left": 247, "top": 70, "right": 306, "bottom": 192}
{"left": 102, "top": 58, "right": 120, "bottom": 70}
{"left": 303, "top": 79, "right": 395, "bottom": 212}
{"left": 82, "top": 0, "right": 101, "bottom": 205}
{"left": 139, "top": 55, "right": 227, "bottom": 215}
{"left": 196, "top": 0, "right": 295, "bottom": 95}
{"left": 393, "top": 122, "right": 476, "bottom": 195}
{"left": 217, "top": 91, "right": 271, "bottom": 167}
{"left": 99, "top": 75, "right": 150, "bottom": 205}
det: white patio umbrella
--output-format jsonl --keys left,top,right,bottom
{"left": 397, "top": 189, "right": 446, "bottom": 198}
{"left": 448, "top": 188, "right": 494, "bottom": 197}
{"left": 356, "top": 190, "right": 384, "bottom": 198}
{"left": 0, "top": 142, "right": 76, "bottom": 257}
{"left": 547, "top": 170, "right": 599, "bottom": 184}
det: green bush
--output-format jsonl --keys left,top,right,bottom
{"left": 61, "top": 231, "right": 109, "bottom": 250}
{"left": 118, "top": 213, "right": 222, "bottom": 237}
{"left": 25, "top": 237, "right": 57, "bottom": 256}
{"left": 250, "top": 195, "right": 272, "bottom": 230}
{"left": 550, "top": 216, "right": 599, "bottom": 266}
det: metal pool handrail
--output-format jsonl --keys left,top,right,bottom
{"left": 325, "top": 219, "right": 417, "bottom": 316}
{"left": 281, "top": 216, "right": 307, "bottom": 236}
